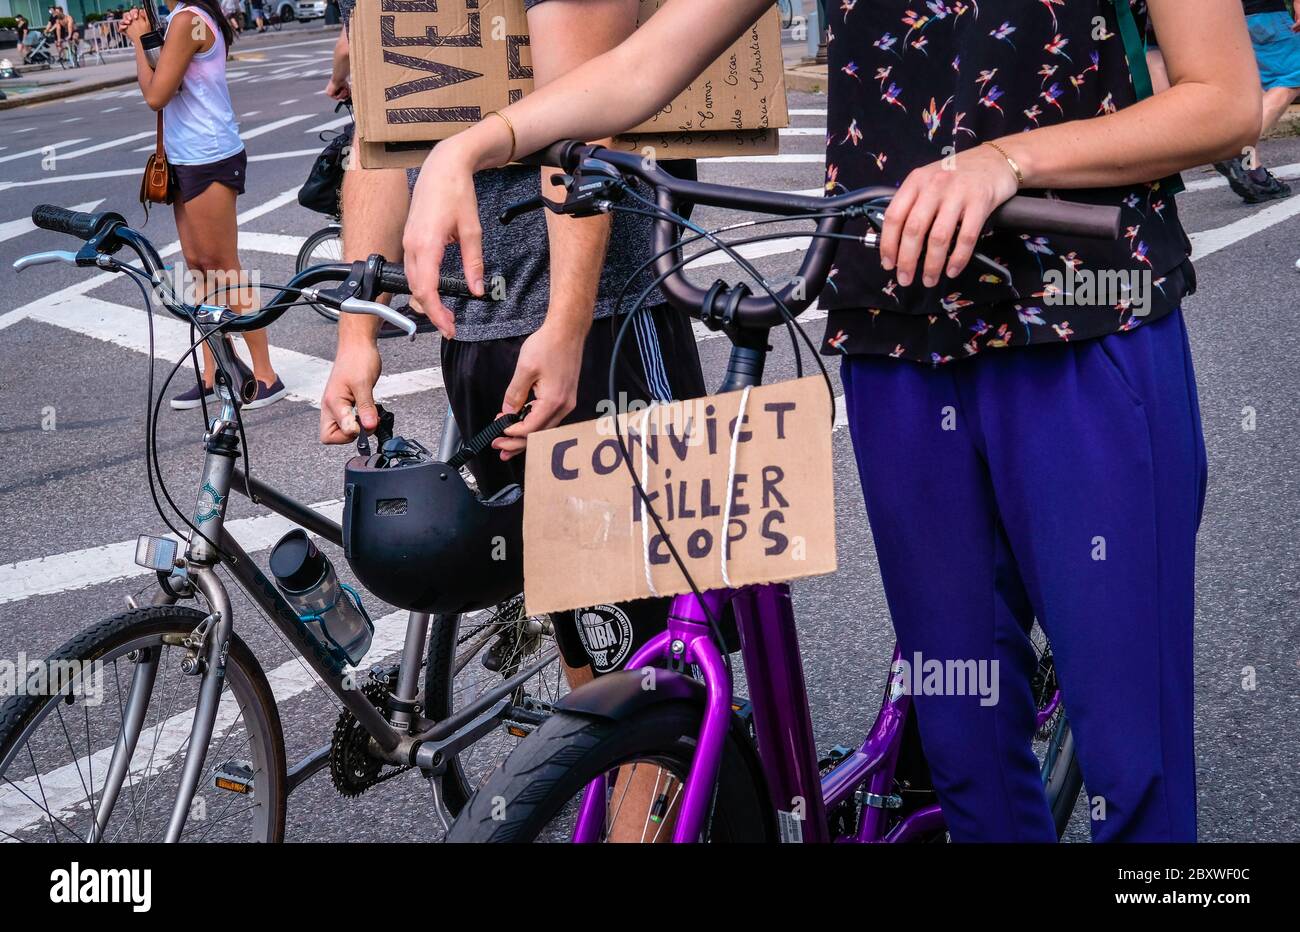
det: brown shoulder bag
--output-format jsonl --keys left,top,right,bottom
{"left": 140, "top": 111, "right": 175, "bottom": 211}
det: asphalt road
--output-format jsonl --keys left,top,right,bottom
{"left": 0, "top": 34, "right": 1297, "bottom": 842}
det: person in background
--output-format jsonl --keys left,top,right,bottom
{"left": 1212, "top": 0, "right": 1300, "bottom": 202}
{"left": 122, "top": 0, "right": 286, "bottom": 410}
{"left": 249, "top": 0, "right": 267, "bottom": 33}
{"left": 221, "top": 0, "right": 243, "bottom": 37}
{"left": 321, "top": 0, "right": 430, "bottom": 338}
{"left": 14, "top": 14, "right": 29, "bottom": 61}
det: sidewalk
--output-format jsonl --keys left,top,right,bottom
{"left": 0, "top": 21, "right": 339, "bottom": 110}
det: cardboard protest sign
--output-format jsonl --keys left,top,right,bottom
{"left": 350, "top": 0, "right": 787, "bottom": 167}
{"left": 523, "top": 377, "right": 837, "bottom": 615}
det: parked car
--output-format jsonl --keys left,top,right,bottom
{"left": 273, "top": 1, "right": 297, "bottom": 22}
{"left": 296, "top": 1, "right": 327, "bottom": 21}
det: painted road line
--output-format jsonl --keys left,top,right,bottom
{"left": 0, "top": 500, "right": 344, "bottom": 606}
{"left": 788, "top": 108, "right": 828, "bottom": 115}
{"left": 240, "top": 113, "right": 318, "bottom": 140}
{"left": 0, "top": 139, "right": 90, "bottom": 165}
{"left": 239, "top": 231, "right": 307, "bottom": 257}
{"left": 0, "top": 149, "right": 319, "bottom": 191}
{"left": 0, "top": 199, "right": 104, "bottom": 245}
{"left": 1182, "top": 162, "right": 1300, "bottom": 194}
{"left": 0, "top": 605, "right": 413, "bottom": 841}
{"left": 304, "top": 115, "right": 351, "bottom": 134}
{"left": 22, "top": 293, "right": 443, "bottom": 409}
{"left": 780, "top": 127, "right": 826, "bottom": 136}
{"left": 1, "top": 187, "right": 302, "bottom": 331}
{"left": 55, "top": 132, "right": 156, "bottom": 162}
{"left": 1190, "top": 194, "right": 1300, "bottom": 258}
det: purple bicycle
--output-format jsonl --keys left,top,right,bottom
{"left": 446, "top": 142, "right": 1121, "bottom": 843}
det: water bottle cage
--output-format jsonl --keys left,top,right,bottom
{"left": 296, "top": 582, "right": 375, "bottom": 669}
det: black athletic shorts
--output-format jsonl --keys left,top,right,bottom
{"left": 441, "top": 304, "right": 736, "bottom": 675}
{"left": 172, "top": 149, "right": 247, "bottom": 203}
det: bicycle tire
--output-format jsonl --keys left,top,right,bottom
{"left": 423, "top": 613, "right": 473, "bottom": 814}
{"left": 1043, "top": 716, "right": 1084, "bottom": 837}
{"left": 445, "top": 701, "right": 774, "bottom": 842}
{"left": 295, "top": 224, "right": 344, "bottom": 321}
{"left": 0, "top": 606, "right": 287, "bottom": 843}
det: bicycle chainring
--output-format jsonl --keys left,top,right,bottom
{"left": 329, "top": 679, "right": 411, "bottom": 798}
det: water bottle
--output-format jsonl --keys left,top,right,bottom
{"left": 270, "top": 530, "right": 373, "bottom": 672}
{"left": 139, "top": 30, "right": 163, "bottom": 69}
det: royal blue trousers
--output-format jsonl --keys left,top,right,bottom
{"left": 841, "top": 310, "right": 1206, "bottom": 842}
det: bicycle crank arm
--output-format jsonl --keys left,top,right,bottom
{"left": 408, "top": 648, "right": 560, "bottom": 764}
{"left": 413, "top": 698, "right": 512, "bottom": 774}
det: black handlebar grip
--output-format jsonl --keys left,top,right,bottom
{"left": 514, "top": 140, "right": 584, "bottom": 170}
{"left": 375, "top": 262, "right": 493, "bottom": 301}
{"left": 991, "top": 197, "right": 1122, "bottom": 240}
{"left": 32, "top": 204, "right": 111, "bottom": 241}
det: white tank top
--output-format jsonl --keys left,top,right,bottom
{"left": 162, "top": 4, "right": 243, "bottom": 165}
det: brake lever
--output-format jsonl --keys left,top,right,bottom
{"left": 12, "top": 250, "right": 79, "bottom": 273}
{"left": 339, "top": 297, "right": 417, "bottom": 339}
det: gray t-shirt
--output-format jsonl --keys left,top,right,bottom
{"left": 408, "top": 165, "right": 673, "bottom": 342}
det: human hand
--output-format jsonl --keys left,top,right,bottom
{"left": 325, "top": 76, "right": 350, "bottom": 101}
{"left": 320, "top": 340, "right": 382, "bottom": 444}
{"left": 879, "top": 143, "right": 1020, "bottom": 288}
{"left": 492, "top": 318, "right": 587, "bottom": 461}
{"left": 403, "top": 137, "right": 490, "bottom": 340}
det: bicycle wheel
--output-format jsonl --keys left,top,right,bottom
{"left": 445, "top": 700, "right": 773, "bottom": 842}
{"left": 424, "top": 595, "right": 566, "bottom": 815}
{"left": 295, "top": 224, "right": 344, "bottom": 321}
{"left": 1029, "top": 628, "right": 1084, "bottom": 837}
{"left": 0, "top": 606, "right": 286, "bottom": 843}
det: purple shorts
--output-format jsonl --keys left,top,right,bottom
{"left": 172, "top": 149, "right": 247, "bottom": 203}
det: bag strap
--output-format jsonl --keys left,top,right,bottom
{"left": 155, "top": 110, "right": 164, "bottom": 160}
{"left": 1111, "top": 0, "right": 1185, "bottom": 195}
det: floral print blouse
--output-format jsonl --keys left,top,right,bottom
{"left": 821, "top": 0, "right": 1195, "bottom": 364}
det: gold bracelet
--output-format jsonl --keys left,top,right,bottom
{"left": 485, "top": 110, "right": 518, "bottom": 164}
{"left": 983, "top": 140, "right": 1024, "bottom": 188}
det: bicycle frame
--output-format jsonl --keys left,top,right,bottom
{"left": 574, "top": 580, "right": 1065, "bottom": 843}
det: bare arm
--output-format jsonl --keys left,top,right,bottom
{"left": 488, "top": 0, "right": 641, "bottom": 459}
{"left": 325, "top": 25, "right": 350, "bottom": 100}
{"left": 402, "top": 0, "right": 770, "bottom": 318}
{"left": 880, "top": 0, "right": 1261, "bottom": 288}
{"left": 124, "top": 8, "right": 208, "bottom": 110}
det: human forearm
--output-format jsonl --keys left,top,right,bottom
{"left": 997, "top": 83, "right": 1259, "bottom": 191}
{"left": 448, "top": 0, "right": 770, "bottom": 173}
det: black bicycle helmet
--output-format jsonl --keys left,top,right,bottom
{"left": 342, "top": 407, "right": 526, "bottom": 615}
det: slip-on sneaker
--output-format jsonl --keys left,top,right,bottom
{"left": 243, "top": 377, "right": 288, "bottom": 410}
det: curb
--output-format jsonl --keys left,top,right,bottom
{"left": 783, "top": 67, "right": 827, "bottom": 95}
{"left": 0, "top": 24, "right": 340, "bottom": 110}
{"left": 0, "top": 73, "right": 135, "bottom": 109}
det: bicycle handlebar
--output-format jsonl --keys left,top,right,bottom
{"left": 518, "top": 141, "right": 1122, "bottom": 329}
{"left": 26, "top": 204, "right": 484, "bottom": 334}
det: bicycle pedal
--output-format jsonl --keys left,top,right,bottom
{"left": 134, "top": 534, "right": 178, "bottom": 572}
{"left": 213, "top": 760, "right": 255, "bottom": 794}
{"left": 503, "top": 722, "right": 534, "bottom": 739}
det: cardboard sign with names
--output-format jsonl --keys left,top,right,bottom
{"left": 349, "top": 0, "right": 788, "bottom": 167}
{"left": 523, "top": 377, "right": 837, "bottom": 616}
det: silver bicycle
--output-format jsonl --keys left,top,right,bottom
{"left": 0, "top": 206, "right": 562, "bottom": 842}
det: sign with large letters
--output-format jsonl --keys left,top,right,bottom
{"left": 523, "top": 377, "right": 837, "bottom": 615}
{"left": 350, "top": 0, "right": 788, "bottom": 167}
